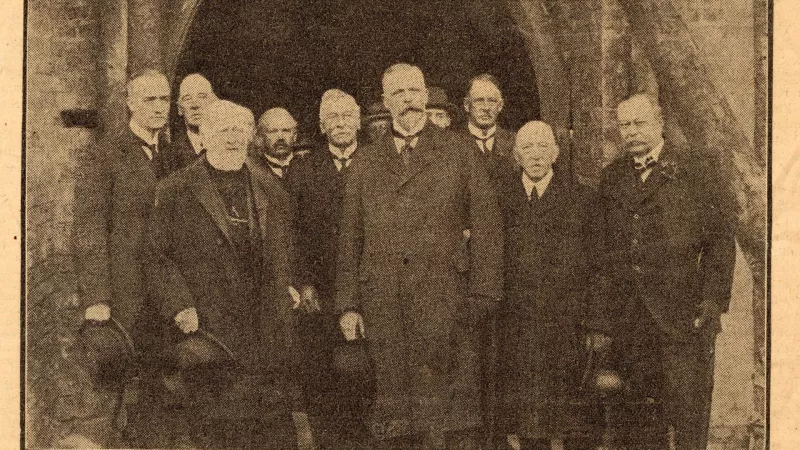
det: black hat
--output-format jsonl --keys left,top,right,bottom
{"left": 362, "top": 101, "right": 391, "bottom": 127}
{"left": 76, "top": 317, "right": 137, "bottom": 389}
{"left": 164, "top": 328, "right": 235, "bottom": 372}
{"left": 426, "top": 86, "right": 459, "bottom": 120}
{"left": 160, "top": 328, "right": 237, "bottom": 405}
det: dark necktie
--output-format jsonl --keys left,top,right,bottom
{"left": 633, "top": 155, "right": 658, "bottom": 173}
{"left": 336, "top": 157, "right": 351, "bottom": 172}
{"left": 266, "top": 160, "right": 289, "bottom": 178}
{"left": 392, "top": 128, "right": 418, "bottom": 169}
{"left": 528, "top": 185, "right": 539, "bottom": 207}
{"left": 475, "top": 134, "right": 494, "bottom": 154}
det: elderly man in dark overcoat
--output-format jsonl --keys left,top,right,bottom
{"left": 335, "top": 63, "right": 503, "bottom": 449}
{"left": 291, "top": 88, "right": 367, "bottom": 446}
{"left": 146, "top": 100, "right": 303, "bottom": 448}
{"left": 497, "top": 122, "right": 598, "bottom": 450}
{"left": 587, "top": 93, "right": 736, "bottom": 449}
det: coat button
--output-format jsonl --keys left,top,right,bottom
{"left": 403, "top": 257, "right": 410, "bottom": 265}
{"left": 633, "top": 213, "right": 640, "bottom": 220}
{"left": 632, "top": 265, "right": 641, "bottom": 273}
{"left": 632, "top": 238, "right": 639, "bottom": 245}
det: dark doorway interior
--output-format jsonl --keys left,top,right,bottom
{"left": 175, "top": 0, "right": 540, "bottom": 142}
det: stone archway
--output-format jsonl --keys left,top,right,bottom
{"left": 164, "top": 0, "right": 571, "bottom": 148}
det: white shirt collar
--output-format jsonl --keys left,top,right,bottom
{"left": 392, "top": 117, "right": 426, "bottom": 138}
{"left": 328, "top": 142, "right": 357, "bottom": 160}
{"left": 522, "top": 168, "right": 554, "bottom": 199}
{"left": 468, "top": 122, "right": 496, "bottom": 139}
{"left": 632, "top": 139, "right": 665, "bottom": 166}
{"left": 129, "top": 120, "right": 159, "bottom": 146}
{"left": 187, "top": 128, "right": 203, "bottom": 154}
{"left": 264, "top": 153, "right": 293, "bottom": 167}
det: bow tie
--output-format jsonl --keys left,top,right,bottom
{"left": 633, "top": 155, "right": 658, "bottom": 172}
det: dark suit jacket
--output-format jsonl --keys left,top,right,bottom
{"left": 72, "top": 127, "right": 177, "bottom": 331}
{"left": 291, "top": 146, "right": 357, "bottom": 305}
{"left": 496, "top": 169, "right": 598, "bottom": 436}
{"left": 172, "top": 129, "right": 205, "bottom": 169}
{"left": 146, "top": 157, "right": 296, "bottom": 374}
{"left": 459, "top": 124, "right": 516, "bottom": 186}
{"left": 588, "top": 142, "right": 736, "bottom": 341}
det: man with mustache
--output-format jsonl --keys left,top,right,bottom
{"left": 256, "top": 107, "right": 299, "bottom": 190}
{"left": 173, "top": 73, "right": 218, "bottom": 168}
{"left": 72, "top": 69, "right": 178, "bottom": 446}
{"left": 292, "top": 89, "right": 368, "bottom": 448}
{"left": 462, "top": 74, "right": 516, "bottom": 185}
{"left": 147, "top": 100, "right": 302, "bottom": 448}
{"left": 587, "top": 93, "right": 736, "bottom": 449}
{"left": 497, "top": 121, "right": 598, "bottom": 450}
{"left": 335, "top": 63, "right": 503, "bottom": 449}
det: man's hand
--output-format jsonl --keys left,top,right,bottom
{"left": 506, "top": 434, "right": 521, "bottom": 450}
{"left": 299, "top": 285, "right": 321, "bottom": 314}
{"left": 694, "top": 300, "right": 722, "bottom": 331}
{"left": 586, "top": 332, "right": 612, "bottom": 353}
{"left": 292, "top": 411, "right": 314, "bottom": 450}
{"left": 84, "top": 303, "right": 111, "bottom": 322}
{"left": 339, "top": 311, "right": 365, "bottom": 341}
{"left": 174, "top": 307, "right": 199, "bottom": 333}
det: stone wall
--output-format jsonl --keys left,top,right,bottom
{"left": 26, "top": 0, "right": 107, "bottom": 446}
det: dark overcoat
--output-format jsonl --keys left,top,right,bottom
{"left": 587, "top": 142, "right": 736, "bottom": 341}
{"left": 171, "top": 130, "right": 204, "bottom": 170}
{"left": 72, "top": 127, "right": 178, "bottom": 332}
{"left": 335, "top": 124, "right": 503, "bottom": 438}
{"left": 496, "top": 169, "right": 598, "bottom": 439}
{"left": 459, "top": 125, "right": 516, "bottom": 186}
{"left": 146, "top": 157, "right": 296, "bottom": 378}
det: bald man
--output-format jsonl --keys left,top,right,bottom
{"left": 335, "top": 63, "right": 503, "bottom": 448}
{"left": 147, "top": 100, "right": 301, "bottom": 448}
{"left": 174, "top": 73, "right": 218, "bottom": 168}
{"left": 496, "top": 122, "right": 598, "bottom": 450}
{"left": 255, "top": 107, "right": 300, "bottom": 190}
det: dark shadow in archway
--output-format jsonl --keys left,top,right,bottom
{"left": 175, "top": 0, "right": 540, "bottom": 142}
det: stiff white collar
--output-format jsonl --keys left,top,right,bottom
{"left": 129, "top": 120, "right": 159, "bottom": 146}
{"left": 328, "top": 142, "right": 357, "bottom": 160}
{"left": 468, "top": 122, "right": 496, "bottom": 139}
{"left": 632, "top": 139, "right": 665, "bottom": 166}
{"left": 522, "top": 168, "right": 554, "bottom": 199}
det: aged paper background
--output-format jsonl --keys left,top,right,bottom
{"left": 0, "top": 0, "right": 797, "bottom": 447}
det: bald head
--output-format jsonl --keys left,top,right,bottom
{"left": 178, "top": 73, "right": 217, "bottom": 130}
{"left": 514, "top": 121, "right": 559, "bottom": 181}
{"left": 201, "top": 100, "right": 255, "bottom": 171}
{"left": 258, "top": 108, "right": 297, "bottom": 159}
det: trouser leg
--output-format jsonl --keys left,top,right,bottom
{"left": 661, "top": 331, "right": 716, "bottom": 450}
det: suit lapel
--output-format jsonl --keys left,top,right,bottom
{"left": 399, "top": 125, "right": 439, "bottom": 188}
{"left": 377, "top": 134, "right": 405, "bottom": 181}
{"left": 536, "top": 172, "right": 562, "bottom": 214}
{"left": 187, "top": 161, "right": 235, "bottom": 248}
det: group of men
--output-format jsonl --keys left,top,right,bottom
{"left": 72, "top": 62, "right": 735, "bottom": 450}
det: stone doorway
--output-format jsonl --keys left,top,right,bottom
{"left": 173, "top": 0, "right": 542, "bottom": 142}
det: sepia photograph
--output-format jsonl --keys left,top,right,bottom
{"left": 22, "top": 0, "right": 770, "bottom": 448}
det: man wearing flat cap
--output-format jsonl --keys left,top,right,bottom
{"left": 336, "top": 63, "right": 503, "bottom": 449}
{"left": 147, "top": 100, "right": 306, "bottom": 448}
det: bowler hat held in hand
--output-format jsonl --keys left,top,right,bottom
{"left": 76, "top": 316, "right": 138, "bottom": 389}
